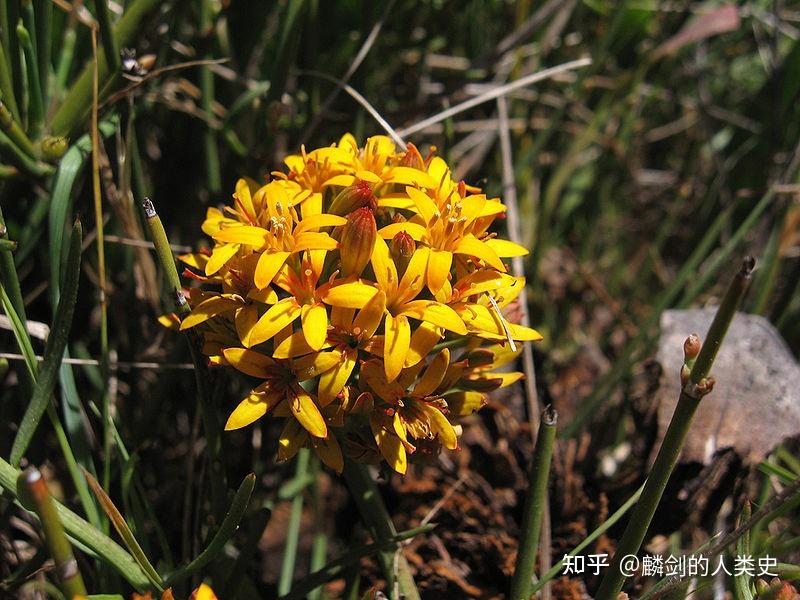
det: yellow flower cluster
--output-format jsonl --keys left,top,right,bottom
{"left": 177, "top": 134, "right": 542, "bottom": 474}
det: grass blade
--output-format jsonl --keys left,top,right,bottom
{"left": 83, "top": 469, "right": 165, "bottom": 590}
{"left": 165, "top": 472, "right": 256, "bottom": 586}
{"left": 0, "top": 456, "right": 152, "bottom": 591}
{"left": 278, "top": 525, "right": 434, "bottom": 600}
{"left": 11, "top": 219, "right": 82, "bottom": 466}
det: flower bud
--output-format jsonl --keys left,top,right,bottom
{"left": 390, "top": 231, "right": 415, "bottom": 279}
{"left": 399, "top": 142, "right": 426, "bottom": 169}
{"left": 683, "top": 333, "right": 701, "bottom": 361}
{"left": 329, "top": 180, "right": 376, "bottom": 216}
{"left": 340, "top": 207, "right": 376, "bottom": 276}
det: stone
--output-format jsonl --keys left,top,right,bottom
{"left": 655, "top": 309, "right": 800, "bottom": 465}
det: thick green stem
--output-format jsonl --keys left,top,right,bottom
{"left": 510, "top": 406, "right": 558, "bottom": 600}
{"left": 20, "top": 467, "right": 88, "bottom": 600}
{"left": 141, "top": 197, "right": 228, "bottom": 519}
{"left": 0, "top": 99, "right": 35, "bottom": 158}
{"left": 594, "top": 257, "right": 755, "bottom": 600}
{"left": 199, "top": 0, "right": 220, "bottom": 194}
{"left": 93, "top": 0, "right": 119, "bottom": 73}
{"left": 342, "top": 460, "right": 420, "bottom": 600}
{"left": 49, "top": 0, "right": 160, "bottom": 136}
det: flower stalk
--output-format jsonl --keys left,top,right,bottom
{"left": 510, "top": 406, "right": 558, "bottom": 600}
{"left": 594, "top": 257, "right": 756, "bottom": 600}
{"left": 19, "top": 467, "right": 88, "bottom": 600}
{"left": 342, "top": 460, "right": 420, "bottom": 600}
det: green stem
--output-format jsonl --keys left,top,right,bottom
{"left": 594, "top": 258, "right": 755, "bottom": 600}
{"left": 0, "top": 128, "right": 52, "bottom": 176}
{"left": 278, "top": 449, "right": 310, "bottom": 595}
{"left": 49, "top": 0, "right": 160, "bottom": 136}
{"left": 34, "top": 0, "right": 51, "bottom": 103}
{"left": 141, "top": 197, "right": 228, "bottom": 519}
{"left": 0, "top": 457, "right": 151, "bottom": 590}
{"left": 16, "top": 18, "right": 43, "bottom": 139}
{"left": 199, "top": 0, "right": 220, "bottom": 194}
{"left": 0, "top": 99, "right": 37, "bottom": 157}
{"left": 20, "top": 467, "right": 88, "bottom": 600}
{"left": 342, "top": 460, "right": 420, "bottom": 600}
{"left": 510, "top": 406, "right": 558, "bottom": 600}
{"left": 0, "top": 10, "right": 20, "bottom": 121}
{"left": 93, "top": 0, "right": 119, "bottom": 72}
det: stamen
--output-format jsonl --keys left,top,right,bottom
{"left": 486, "top": 295, "right": 517, "bottom": 351}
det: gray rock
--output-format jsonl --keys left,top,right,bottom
{"left": 655, "top": 309, "right": 800, "bottom": 465}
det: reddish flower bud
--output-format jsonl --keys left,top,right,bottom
{"left": 399, "top": 142, "right": 426, "bottom": 169}
{"left": 340, "top": 207, "right": 377, "bottom": 276}
{"left": 390, "top": 231, "right": 416, "bottom": 279}
{"left": 683, "top": 333, "right": 701, "bottom": 360}
{"left": 329, "top": 180, "right": 376, "bottom": 216}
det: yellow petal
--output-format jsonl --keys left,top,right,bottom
{"left": 385, "top": 166, "right": 436, "bottom": 188}
{"left": 247, "top": 286, "right": 279, "bottom": 304}
{"left": 293, "top": 232, "right": 338, "bottom": 252}
{"left": 295, "top": 213, "right": 348, "bottom": 234}
{"left": 426, "top": 249, "right": 453, "bottom": 294}
{"left": 370, "top": 237, "right": 398, "bottom": 293}
{"left": 277, "top": 418, "right": 306, "bottom": 462}
{"left": 301, "top": 303, "right": 329, "bottom": 351}
{"left": 458, "top": 304, "right": 543, "bottom": 341}
{"left": 180, "top": 295, "right": 240, "bottom": 330}
{"left": 485, "top": 238, "right": 529, "bottom": 257}
{"left": 224, "top": 391, "right": 282, "bottom": 430}
{"left": 444, "top": 391, "right": 487, "bottom": 416}
{"left": 317, "top": 348, "right": 357, "bottom": 406}
{"left": 234, "top": 178, "right": 257, "bottom": 219}
{"left": 370, "top": 413, "right": 407, "bottom": 474}
{"left": 311, "top": 434, "right": 344, "bottom": 474}
{"left": 222, "top": 347, "right": 276, "bottom": 378}
{"left": 322, "top": 281, "right": 379, "bottom": 309}
{"left": 249, "top": 298, "right": 301, "bottom": 347}
{"left": 352, "top": 290, "right": 386, "bottom": 338}
{"left": 360, "top": 359, "right": 404, "bottom": 403}
{"left": 383, "top": 313, "right": 410, "bottom": 382}
{"left": 402, "top": 300, "right": 467, "bottom": 334}
{"left": 192, "top": 582, "right": 219, "bottom": 600}
{"left": 235, "top": 304, "right": 260, "bottom": 348}
{"left": 213, "top": 225, "right": 268, "bottom": 247}
{"left": 289, "top": 385, "right": 327, "bottom": 438}
{"left": 205, "top": 243, "right": 239, "bottom": 275}
{"left": 273, "top": 330, "right": 316, "bottom": 359}
{"left": 418, "top": 402, "right": 458, "bottom": 449}
{"left": 254, "top": 250, "right": 291, "bottom": 289}
{"left": 405, "top": 322, "right": 443, "bottom": 367}
{"left": 405, "top": 186, "right": 438, "bottom": 224}
{"left": 413, "top": 348, "right": 450, "bottom": 398}
{"left": 293, "top": 350, "right": 342, "bottom": 381}
{"left": 453, "top": 235, "right": 505, "bottom": 271}
{"left": 378, "top": 222, "right": 426, "bottom": 241}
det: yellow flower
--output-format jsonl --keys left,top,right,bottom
{"left": 210, "top": 180, "right": 345, "bottom": 288}
{"left": 222, "top": 347, "right": 339, "bottom": 438}
{"left": 323, "top": 237, "right": 466, "bottom": 382}
{"left": 361, "top": 350, "right": 459, "bottom": 474}
{"left": 274, "top": 290, "right": 387, "bottom": 406}
{"left": 175, "top": 132, "right": 545, "bottom": 473}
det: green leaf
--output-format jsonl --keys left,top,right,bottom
{"left": 278, "top": 524, "right": 434, "bottom": 600}
{"left": 11, "top": 220, "right": 82, "bottom": 466}
{"left": 83, "top": 469, "right": 165, "bottom": 590}
{"left": 165, "top": 473, "right": 257, "bottom": 585}
{"left": 0, "top": 456, "right": 152, "bottom": 591}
